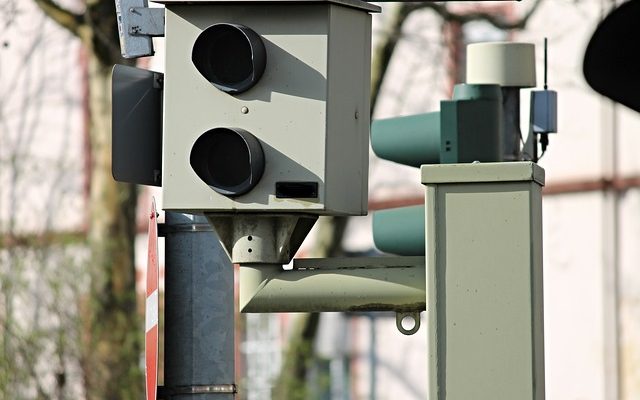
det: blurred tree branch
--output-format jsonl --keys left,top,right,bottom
{"left": 407, "top": 0, "right": 545, "bottom": 30}
{"left": 371, "top": 0, "right": 545, "bottom": 113}
{"left": 32, "top": 0, "right": 83, "bottom": 37}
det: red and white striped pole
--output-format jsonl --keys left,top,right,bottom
{"left": 146, "top": 199, "right": 159, "bottom": 400}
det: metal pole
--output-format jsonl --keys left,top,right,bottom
{"left": 163, "top": 212, "right": 235, "bottom": 399}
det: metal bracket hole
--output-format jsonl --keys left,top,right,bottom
{"left": 396, "top": 311, "right": 421, "bottom": 335}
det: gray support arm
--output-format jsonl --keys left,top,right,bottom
{"left": 239, "top": 256, "right": 425, "bottom": 314}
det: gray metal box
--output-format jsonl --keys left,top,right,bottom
{"left": 161, "top": 1, "right": 377, "bottom": 215}
{"left": 422, "top": 162, "right": 545, "bottom": 400}
{"left": 532, "top": 89, "right": 558, "bottom": 134}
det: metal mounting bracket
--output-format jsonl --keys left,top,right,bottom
{"left": 239, "top": 256, "right": 426, "bottom": 336}
{"left": 396, "top": 311, "right": 421, "bottom": 335}
{"left": 127, "top": 7, "right": 165, "bottom": 37}
{"left": 115, "top": 0, "right": 165, "bottom": 58}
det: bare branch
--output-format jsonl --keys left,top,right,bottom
{"left": 32, "top": 0, "right": 84, "bottom": 38}
{"left": 1, "top": 230, "right": 88, "bottom": 248}
{"left": 370, "top": 0, "right": 545, "bottom": 114}
{"left": 371, "top": 3, "right": 416, "bottom": 114}
{"left": 406, "top": 0, "right": 545, "bottom": 31}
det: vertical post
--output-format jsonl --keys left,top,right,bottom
{"left": 423, "top": 162, "right": 545, "bottom": 400}
{"left": 163, "top": 212, "right": 235, "bottom": 399}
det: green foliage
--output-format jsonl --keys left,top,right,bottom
{"left": 272, "top": 313, "right": 321, "bottom": 400}
{"left": 0, "top": 245, "right": 90, "bottom": 398}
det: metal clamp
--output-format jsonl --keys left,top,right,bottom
{"left": 158, "top": 223, "right": 213, "bottom": 237}
{"left": 158, "top": 384, "right": 237, "bottom": 398}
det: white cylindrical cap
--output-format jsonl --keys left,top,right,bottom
{"left": 466, "top": 42, "right": 536, "bottom": 88}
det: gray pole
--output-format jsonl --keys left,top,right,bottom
{"left": 163, "top": 212, "right": 235, "bottom": 399}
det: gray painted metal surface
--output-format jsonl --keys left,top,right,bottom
{"left": 164, "top": 212, "right": 235, "bottom": 399}
{"left": 116, "top": 0, "right": 165, "bottom": 58}
{"left": 531, "top": 90, "right": 558, "bottom": 134}
{"left": 422, "top": 162, "right": 545, "bottom": 400}
{"left": 206, "top": 213, "right": 317, "bottom": 264}
{"left": 239, "top": 256, "right": 425, "bottom": 313}
{"left": 127, "top": 7, "right": 165, "bottom": 36}
{"left": 421, "top": 161, "right": 545, "bottom": 185}
{"left": 153, "top": 0, "right": 381, "bottom": 13}
{"left": 162, "top": 3, "right": 374, "bottom": 214}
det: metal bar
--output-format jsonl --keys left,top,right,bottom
{"left": 158, "top": 384, "right": 238, "bottom": 397}
{"left": 239, "top": 256, "right": 425, "bottom": 313}
{"left": 164, "top": 212, "right": 235, "bottom": 400}
{"left": 158, "top": 222, "right": 213, "bottom": 236}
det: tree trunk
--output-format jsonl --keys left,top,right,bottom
{"left": 81, "top": 45, "right": 142, "bottom": 400}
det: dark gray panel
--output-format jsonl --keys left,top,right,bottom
{"left": 112, "top": 64, "right": 163, "bottom": 186}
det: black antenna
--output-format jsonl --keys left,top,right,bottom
{"left": 544, "top": 37, "right": 548, "bottom": 90}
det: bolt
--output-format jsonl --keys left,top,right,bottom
{"left": 241, "top": 106, "right": 249, "bottom": 114}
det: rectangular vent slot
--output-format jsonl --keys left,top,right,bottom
{"left": 276, "top": 182, "right": 319, "bottom": 198}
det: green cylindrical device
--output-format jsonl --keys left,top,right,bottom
{"left": 452, "top": 83, "right": 502, "bottom": 101}
{"left": 370, "top": 83, "right": 502, "bottom": 257}
{"left": 372, "top": 205, "right": 425, "bottom": 256}
{"left": 370, "top": 112, "right": 441, "bottom": 167}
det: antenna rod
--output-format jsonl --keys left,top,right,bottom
{"left": 544, "top": 37, "right": 548, "bottom": 90}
